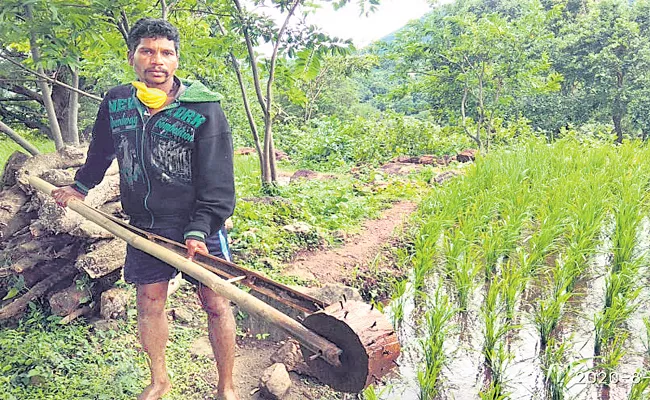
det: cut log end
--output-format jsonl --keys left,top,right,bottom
{"left": 300, "top": 300, "right": 400, "bottom": 393}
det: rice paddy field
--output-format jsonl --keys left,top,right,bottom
{"left": 378, "top": 138, "right": 650, "bottom": 400}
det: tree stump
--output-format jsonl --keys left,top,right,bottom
{"left": 300, "top": 300, "right": 400, "bottom": 393}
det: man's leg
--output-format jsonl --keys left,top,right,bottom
{"left": 137, "top": 281, "right": 172, "bottom": 400}
{"left": 198, "top": 285, "right": 239, "bottom": 400}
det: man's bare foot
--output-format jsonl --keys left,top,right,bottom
{"left": 211, "top": 386, "right": 239, "bottom": 400}
{"left": 137, "top": 381, "right": 172, "bottom": 400}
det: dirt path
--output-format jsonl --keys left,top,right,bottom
{"left": 224, "top": 200, "right": 418, "bottom": 399}
{"left": 282, "top": 201, "right": 418, "bottom": 285}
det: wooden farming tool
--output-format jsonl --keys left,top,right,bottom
{"left": 28, "top": 176, "right": 400, "bottom": 392}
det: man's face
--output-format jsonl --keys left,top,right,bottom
{"left": 129, "top": 37, "right": 178, "bottom": 87}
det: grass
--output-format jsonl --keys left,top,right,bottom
{"left": 0, "top": 134, "right": 56, "bottom": 169}
{"left": 0, "top": 139, "right": 432, "bottom": 399}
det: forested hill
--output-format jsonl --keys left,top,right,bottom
{"left": 1, "top": 0, "right": 649, "bottom": 172}
{"left": 360, "top": 0, "right": 650, "bottom": 148}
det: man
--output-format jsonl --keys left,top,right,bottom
{"left": 52, "top": 18, "right": 238, "bottom": 400}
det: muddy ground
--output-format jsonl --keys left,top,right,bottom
{"left": 168, "top": 200, "right": 416, "bottom": 400}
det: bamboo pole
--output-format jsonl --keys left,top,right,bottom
{"left": 28, "top": 175, "right": 342, "bottom": 367}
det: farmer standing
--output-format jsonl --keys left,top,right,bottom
{"left": 52, "top": 18, "right": 238, "bottom": 400}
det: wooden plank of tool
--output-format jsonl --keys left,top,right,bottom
{"left": 28, "top": 176, "right": 342, "bottom": 367}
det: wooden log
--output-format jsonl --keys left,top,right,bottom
{"left": 0, "top": 184, "right": 31, "bottom": 240}
{"left": 75, "top": 239, "right": 125, "bottom": 279}
{"left": 40, "top": 169, "right": 76, "bottom": 186}
{"left": 1, "top": 151, "right": 29, "bottom": 186}
{"left": 28, "top": 176, "right": 344, "bottom": 367}
{"left": 0, "top": 264, "right": 76, "bottom": 320}
{"left": 31, "top": 173, "right": 120, "bottom": 235}
{"left": 59, "top": 305, "right": 93, "bottom": 325}
{"left": 15, "top": 147, "right": 87, "bottom": 190}
{"left": 301, "top": 300, "right": 400, "bottom": 393}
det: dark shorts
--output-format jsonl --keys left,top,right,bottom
{"left": 124, "top": 226, "right": 231, "bottom": 286}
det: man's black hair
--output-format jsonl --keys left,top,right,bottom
{"left": 127, "top": 18, "right": 180, "bottom": 55}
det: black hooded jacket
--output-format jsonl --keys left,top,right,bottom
{"left": 73, "top": 79, "right": 235, "bottom": 241}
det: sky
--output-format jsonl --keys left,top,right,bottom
{"left": 305, "top": 0, "right": 433, "bottom": 47}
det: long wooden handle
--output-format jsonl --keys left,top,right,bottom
{"left": 28, "top": 175, "right": 342, "bottom": 367}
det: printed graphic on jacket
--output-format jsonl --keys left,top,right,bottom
{"left": 149, "top": 107, "right": 207, "bottom": 184}
{"left": 117, "top": 135, "right": 142, "bottom": 188}
{"left": 107, "top": 100, "right": 209, "bottom": 187}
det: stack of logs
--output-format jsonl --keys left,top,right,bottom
{"left": 0, "top": 147, "right": 126, "bottom": 322}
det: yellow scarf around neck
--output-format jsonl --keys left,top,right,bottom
{"left": 132, "top": 81, "right": 167, "bottom": 109}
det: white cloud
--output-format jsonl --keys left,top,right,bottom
{"left": 306, "top": 0, "right": 432, "bottom": 47}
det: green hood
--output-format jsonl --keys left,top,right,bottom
{"left": 179, "top": 79, "right": 223, "bottom": 103}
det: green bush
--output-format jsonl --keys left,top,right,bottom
{"left": 276, "top": 113, "right": 473, "bottom": 170}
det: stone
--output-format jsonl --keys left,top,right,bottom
{"left": 189, "top": 336, "right": 214, "bottom": 359}
{"left": 302, "top": 283, "right": 363, "bottom": 305}
{"left": 282, "top": 222, "right": 313, "bottom": 235}
{"left": 259, "top": 363, "right": 291, "bottom": 400}
{"left": 234, "top": 147, "right": 256, "bottom": 156}
{"left": 49, "top": 283, "right": 89, "bottom": 316}
{"left": 100, "top": 288, "right": 129, "bottom": 320}
{"left": 457, "top": 149, "right": 478, "bottom": 163}
{"left": 270, "top": 340, "right": 311, "bottom": 376}
{"left": 171, "top": 307, "right": 194, "bottom": 324}
{"left": 431, "top": 170, "right": 462, "bottom": 185}
{"left": 416, "top": 155, "right": 437, "bottom": 165}
{"left": 92, "top": 319, "right": 120, "bottom": 332}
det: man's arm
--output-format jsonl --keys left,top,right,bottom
{"left": 183, "top": 104, "right": 235, "bottom": 247}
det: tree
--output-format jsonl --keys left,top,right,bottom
{"left": 380, "top": 0, "right": 561, "bottom": 149}
{"left": 194, "top": 0, "right": 379, "bottom": 184}
{"left": 557, "top": 0, "right": 650, "bottom": 143}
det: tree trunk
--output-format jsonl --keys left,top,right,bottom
{"left": 52, "top": 68, "right": 72, "bottom": 144}
{"left": 613, "top": 114, "right": 623, "bottom": 144}
{"left": 262, "top": 116, "right": 273, "bottom": 184}
{"left": 0, "top": 120, "right": 40, "bottom": 156}
{"left": 25, "top": 4, "right": 63, "bottom": 149}
{"left": 214, "top": 16, "right": 265, "bottom": 176}
{"left": 67, "top": 66, "right": 80, "bottom": 145}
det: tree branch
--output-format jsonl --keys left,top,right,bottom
{"left": 0, "top": 119, "right": 40, "bottom": 156}
{"left": 232, "top": 0, "right": 268, "bottom": 115}
{"left": 0, "top": 53, "right": 102, "bottom": 102}
{"left": 0, "top": 80, "right": 43, "bottom": 104}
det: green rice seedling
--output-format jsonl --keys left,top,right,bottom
{"left": 541, "top": 338, "right": 584, "bottom": 400}
{"left": 610, "top": 176, "right": 645, "bottom": 274}
{"left": 389, "top": 279, "right": 409, "bottom": 328}
{"left": 478, "top": 381, "right": 510, "bottom": 400}
{"left": 595, "top": 333, "right": 628, "bottom": 387}
{"left": 481, "top": 224, "right": 505, "bottom": 279}
{"left": 449, "top": 250, "right": 482, "bottom": 311}
{"left": 533, "top": 287, "right": 572, "bottom": 350}
{"left": 482, "top": 281, "right": 518, "bottom": 372}
{"left": 412, "top": 232, "right": 437, "bottom": 294}
{"left": 501, "top": 257, "right": 528, "bottom": 321}
{"left": 628, "top": 373, "right": 650, "bottom": 400}
{"left": 603, "top": 266, "right": 641, "bottom": 309}
{"left": 483, "top": 344, "right": 513, "bottom": 389}
{"left": 594, "top": 290, "right": 638, "bottom": 356}
{"left": 417, "top": 289, "right": 457, "bottom": 400}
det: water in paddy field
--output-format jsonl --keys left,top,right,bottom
{"left": 375, "top": 220, "right": 650, "bottom": 400}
